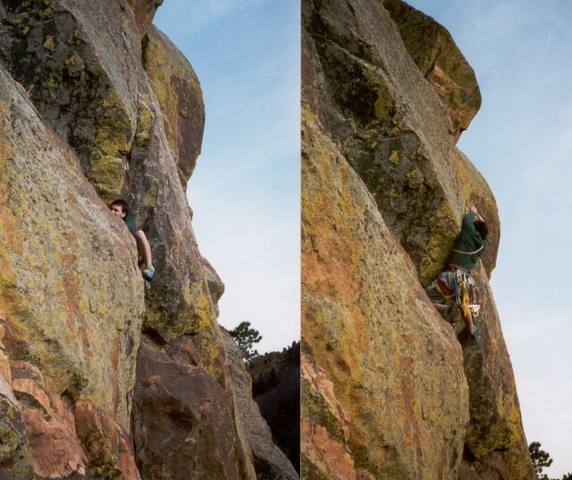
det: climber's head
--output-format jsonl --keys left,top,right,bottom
{"left": 474, "top": 218, "right": 488, "bottom": 240}
{"left": 110, "top": 199, "right": 129, "bottom": 220}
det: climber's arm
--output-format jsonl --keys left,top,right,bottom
{"left": 462, "top": 206, "right": 485, "bottom": 237}
{"left": 462, "top": 211, "right": 478, "bottom": 233}
{"left": 134, "top": 230, "right": 153, "bottom": 270}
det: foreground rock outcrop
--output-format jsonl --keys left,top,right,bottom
{"left": 0, "top": 0, "right": 282, "bottom": 478}
{"left": 0, "top": 63, "right": 142, "bottom": 479}
{"left": 301, "top": 0, "right": 533, "bottom": 479}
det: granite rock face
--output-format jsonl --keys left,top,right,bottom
{"left": 383, "top": 0, "right": 482, "bottom": 140}
{"left": 126, "top": 0, "right": 164, "bottom": 37}
{"left": 302, "top": 0, "right": 533, "bottom": 479}
{"left": 143, "top": 25, "right": 205, "bottom": 184}
{"left": 0, "top": 63, "right": 142, "bottom": 479}
{"left": 133, "top": 334, "right": 255, "bottom": 480}
{"left": 0, "top": 0, "right": 266, "bottom": 478}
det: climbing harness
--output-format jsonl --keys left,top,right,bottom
{"left": 453, "top": 269, "right": 481, "bottom": 320}
{"left": 428, "top": 268, "right": 482, "bottom": 330}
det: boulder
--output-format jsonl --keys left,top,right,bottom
{"left": 0, "top": 0, "right": 142, "bottom": 202}
{"left": 132, "top": 335, "right": 255, "bottom": 480}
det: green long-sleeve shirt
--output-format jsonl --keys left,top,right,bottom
{"left": 446, "top": 211, "right": 487, "bottom": 271}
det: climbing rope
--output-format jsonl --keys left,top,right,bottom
{"left": 451, "top": 244, "right": 485, "bottom": 256}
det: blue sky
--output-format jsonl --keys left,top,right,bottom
{"left": 154, "top": 0, "right": 300, "bottom": 353}
{"left": 407, "top": 0, "right": 572, "bottom": 476}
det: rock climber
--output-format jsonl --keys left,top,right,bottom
{"left": 425, "top": 206, "right": 488, "bottom": 336}
{"left": 110, "top": 199, "right": 155, "bottom": 283}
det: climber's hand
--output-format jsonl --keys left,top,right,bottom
{"left": 470, "top": 206, "right": 484, "bottom": 222}
{"left": 142, "top": 266, "right": 155, "bottom": 282}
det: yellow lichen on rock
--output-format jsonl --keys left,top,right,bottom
{"left": 302, "top": 104, "right": 468, "bottom": 479}
{"left": 90, "top": 89, "right": 136, "bottom": 202}
{"left": 42, "top": 35, "right": 55, "bottom": 51}
{"left": 143, "top": 25, "right": 205, "bottom": 183}
{"left": 0, "top": 65, "right": 144, "bottom": 431}
{"left": 142, "top": 31, "right": 178, "bottom": 153}
{"left": 303, "top": 0, "right": 533, "bottom": 478}
{"left": 142, "top": 282, "right": 215, "bottom": 342}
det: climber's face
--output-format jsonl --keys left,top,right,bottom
{"left": 110, "top": 204, "right": 127, "bottom": 219}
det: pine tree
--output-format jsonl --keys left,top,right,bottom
{"left": 528, "top": 441, "right": 572, "bottom": 480}
{"left": 529, "top": 441, "right": 553, "bottom": 479}
{"left": 229, "top": 321, "right": 262, "bottom": 362}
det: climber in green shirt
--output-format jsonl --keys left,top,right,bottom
{"left": 110, "top": 199, "right": 155, "bottom": 283}
{"left": 425, "top": 206, "right": 488, "bottom": 336}
{"left": 446, "top": 207, "right": 487, "bottom": 272}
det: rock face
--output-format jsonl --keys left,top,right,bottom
{"left": 301, "top": 0, "right": 533, "bottom": 479}
{"left": 143, "top": 25, "right": 205, "bottom": 184}
{"left": 126, "top": 0, "right": 164, "bottom": 37}
{"left": 301, "top": 105, "right": 468, "bottom": 479}
{"left": 132, "top": 333, "right": 254, "bottom": 480}
{"left": 0, "top": 0, "right": 270, "bottom": 478}
{"left": 0, "top": 64, "right": 142, "bottom": 479}
{"left": 382, "top": 0, "right": 482, "bottom": 140}
{"left": 222, "top": 332, "right": 299, "bottom": 480}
